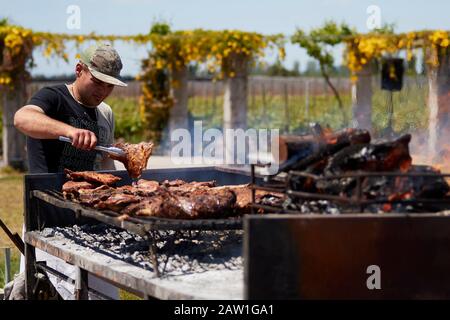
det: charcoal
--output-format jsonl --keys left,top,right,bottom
{"left": 40, "top": 224, "right": 243, "bottom": 276}
{"left": 283, "top": 197, "right": 341, "bottom": 214}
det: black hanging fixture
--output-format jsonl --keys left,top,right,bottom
{"left": 381, "top": 57, "right": 405, "bottom": 91}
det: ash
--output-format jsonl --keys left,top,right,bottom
{"left": 41, "top": 224, "right": 243, "bottom": 277}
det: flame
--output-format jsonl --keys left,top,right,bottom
{"left": 322, "top": 127, "right": 338, "bottom": 144}
{"left": 412, "top": 146, "right": 450, "bottom": 184}
{"left": 400, "top": 158, "right": 412, "bottom": 172}
{"left": 382, "top": 203, "right": 392, "bottom": 212}
{"left": 388, "top": 191, "right": 413, "bottom": 202}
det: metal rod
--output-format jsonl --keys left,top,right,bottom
{"left": 251, "top": 164, "right": 255, "bottom": 215}
{"left": 289, "top": 170, "right": 450, "bottom": 179}
{"left": 251, "top": 185, "right": 284, "bottom": 194}
{"left": 0, "top": 218, "right": 25, "bottom": 255}
{"left": 4, "top": 247, "right": 11, "bottom": 284}
{"left": 148, "top": 231, "right": 160, "bottom": 277}
{"left": 35, "top": 262, "right": 114, "bottom": 300}
{"left": 356, "top": 176, "right": 364, "bottom": 212}
{"left": 287, "top": 189, "right": 353, "bottom": 203}
{"left": 75, "top": 266, "right": 89, "bottom": 300}
{"left": 35, "top": 261, "right": 75, "bottom": 284}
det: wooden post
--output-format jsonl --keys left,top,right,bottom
{"left": 3, "top": 247, "right": 11, "bottom": 284}
{"left": 351, "top": 64, "right": 373, "bottom": 132}
{"left": 427, "top": 47, "right": 450, "bottom": 158}
{"left": 305, "top": 79, "right": 310, "bottom": 121}
{"left": 223, "top": 53, "right": 249, "bottom": 131}
{"left": 283, "top": 82, "right": 289, "bottom": 133}
{"left": 261, "top": 81, "right": 267, "bottom": 127}
{"left": 2, "top": 81, "right": 27, "bottom": 170}
{"left": 427, "top": 68, "right": 439, "bottom": 158}
{"left": 169, "top": 65, "right": 189, "bottom": 134}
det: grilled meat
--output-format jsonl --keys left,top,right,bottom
{"left": 64, "top": 169, "right": 121, "bottom": 186}
{"left": 166, "top": 180, "right": 217, "bottom": 194}
{"left": 213, "top": 184, "right": 285, "bottom": 213}
{"left": 121, "top": 187, "right": 236, "bottom": 219}
{"left": 94, "top": 193, "right": 142, "bottom": 211}
{"left": 109, "top": 142, "right": 154, "bottom": 179}
{"left": 62, "top": 173, "right": 283, "bottom": 219}
{"left": 62, "top": 181, "right": 95, "bottom": 194}
{"left": 77, "top": 185, "right": 114, "bottom": 206}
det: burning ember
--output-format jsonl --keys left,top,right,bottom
{"left": 277, "top": 126, "right": 450, "bottom": 214}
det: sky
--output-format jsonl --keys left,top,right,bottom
{"left": 3, "top": 0, "right": 450, "bottom": 76}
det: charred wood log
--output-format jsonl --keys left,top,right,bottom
{"left": 286, "top": 128, "right": 371, "bottom": 191}
{"left": 315, "top": 134, "right": 413, "bottom": 196}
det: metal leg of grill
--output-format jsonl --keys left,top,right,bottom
{"left": 25, "top": 242, "right": 37, "bottom": 300}
{"left": 148, "top": 231, "right": 160, "bottom": 277}
{"left": 75, "top": 266, "right": 89, "bottom": 300}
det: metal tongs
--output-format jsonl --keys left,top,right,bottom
{"left": 58, "top": 136, "right": 126, "bottom": 157}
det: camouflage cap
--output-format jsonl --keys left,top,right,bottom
{"left": 79, "top": 43, "right": 127, "bottom": 87}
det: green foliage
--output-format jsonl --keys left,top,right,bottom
{"left": 291, "top": 21, "right": 354, "bottom": 69}
{"left": 291, "top": 21, "right": 355, "bottom": 125}
{"left": 371, "top": 22, "right": 396, "bottom": 35}
{"left": 149, "top": 21, "right": 171, "bottom": 36}
{"left": 105, "top": 97, "right": 144, "bottom": 143}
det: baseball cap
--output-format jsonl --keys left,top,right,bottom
{"left": 79, "top": 43, "right": 127, "bottom": 87}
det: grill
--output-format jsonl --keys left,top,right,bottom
{"left": 24, "top": 166, "right": 258, "bottom": 299}
{"left": 23, "top": 161, "right": 450, "bottom": 299}
{"left": 249, "top": 165, "right": 450, "bottom": 214}
{"left": 243, "top": 163, "right": 450, "bottom": 299}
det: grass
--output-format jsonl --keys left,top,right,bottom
{"left": 0, "top": 173, "right": 24, "bottom": 289}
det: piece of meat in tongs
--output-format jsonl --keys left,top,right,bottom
{"left": 109, "top": 142, "right": 154, "bottom": 179}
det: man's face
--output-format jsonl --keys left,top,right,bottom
{"left": 75, "top": 63, "right": 115, "bottom": 107}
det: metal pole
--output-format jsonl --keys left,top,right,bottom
{"left": 75, "top": 266, "right": 89, "bottom": 300}
{"left": 4, "top": 247, "right": 11, "bottom": 284}
{"left": 305, "top": 79, "right": 310, "bottom": 121}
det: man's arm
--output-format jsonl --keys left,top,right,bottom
{"left": 14, "top": 105, "right": 98, "bottom": 150}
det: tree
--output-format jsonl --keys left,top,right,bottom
{"left": 292, "top": 21, "right": 355, "bottom": 124}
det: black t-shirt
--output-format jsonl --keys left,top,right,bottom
{"left": 27, "top": 84, "right": 101, "bottom": 173}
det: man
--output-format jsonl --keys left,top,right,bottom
{"left": 14, "top": 42, "right": 126, "bottom": 173}
{"left": 13, "top": 43, "right": 127, "bottom": 300}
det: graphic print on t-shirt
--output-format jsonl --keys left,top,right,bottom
{"left": 58, "top": 115, "right": 109, "bottom": 171}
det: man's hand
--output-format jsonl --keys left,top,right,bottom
{"left": 67, "top": 128, "right": 97, "bottom": 150}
